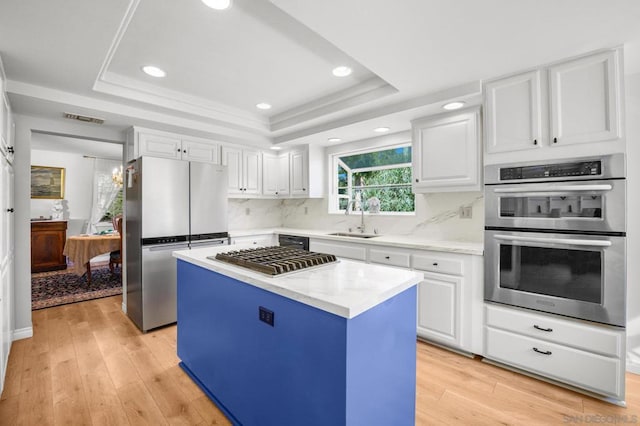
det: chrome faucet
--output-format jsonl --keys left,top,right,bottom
{"left": 345, "top": 200, "right": 366, "bottom": 233}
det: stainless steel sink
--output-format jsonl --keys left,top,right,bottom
{"left": 328, "top": 232, "right": 380, "bottom": 239}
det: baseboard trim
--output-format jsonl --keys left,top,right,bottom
{"left": 626, "top": 360, "right": 640, "bottom": 375}
{"left": 12, "top": 327, "right": 33, "bottom": 341}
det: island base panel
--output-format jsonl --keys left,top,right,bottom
{"left": 177, "top": 260, "right": 417, "bottom": 426}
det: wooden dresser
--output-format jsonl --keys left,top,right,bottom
{"left": 31, "top": 220, "right": 67, "bottom": 272}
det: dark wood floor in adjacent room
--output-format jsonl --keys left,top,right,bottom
{"left": 0, "top": 295, "right": 638, "bottom": 425}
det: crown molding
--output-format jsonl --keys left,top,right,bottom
{"left": 269, "top": 77, "right": 398, "bottom": 131}
{"left": 272, "top": 80, "right": 481, "bottom": 144}
{"left": 94, "top": 72, "right": 270, "bottom": 132}
{"left": 7, "top": 80, "right": 272, "bottom": 146}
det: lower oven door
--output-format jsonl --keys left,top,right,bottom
{"left": 484, "top": 229, "right": 626, "bottom": 327}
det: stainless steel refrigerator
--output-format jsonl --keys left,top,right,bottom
{"left": 125, "top": 156, "right": 228, "bottom": 331}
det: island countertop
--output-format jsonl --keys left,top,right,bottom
{"left": 173, "top": 244, "right": 423, "bottom": 319}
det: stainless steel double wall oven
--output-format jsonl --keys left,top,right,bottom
{"left": 484, "top": 154, "right": 626, "bottom": 327}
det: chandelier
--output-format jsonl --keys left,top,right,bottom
{"left": 112, "top": 165, "right": 123, "bottom": 187}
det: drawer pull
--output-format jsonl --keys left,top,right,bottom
{"left": 532, "top": 347, "right": 552, "bottom": 356}
{"left": 432, "top": 262, "right": 438, "bottom": 266}
{"left": 533, "top": 325, "right": 553, "bottom": 332}
{"left": 385, "top": 256, "right": 390, "bottom": 259}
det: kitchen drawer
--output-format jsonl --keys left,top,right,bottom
{"left": 309, "top": 240, "right": 367, "bottom": 261}
{"left": 485, "top": 304, "right": 623, "bottom": 357}
{"left": 231, "top": 235, "right": 274, "bottom": 246}
{"left": 485, "top": 327, "right": 623, "bottom": 398}
{"left": 412, "top": 253, "right": 463, "bottom": 276}
{"left": 369, "top": 248, "right": 411, "bottom": 268}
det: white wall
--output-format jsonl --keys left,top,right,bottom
{"left": 625, "top": 71, "right": 640, "bottom": 373}
{"left": 30, "top": 150, "right": 94, "bottom": 236}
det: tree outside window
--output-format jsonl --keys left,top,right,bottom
{"left": 333, "top": 144, "right": 415, "bottom": 214}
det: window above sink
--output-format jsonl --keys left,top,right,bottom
{"left": 330, "top": 143, "right": 415, "bottom": 215}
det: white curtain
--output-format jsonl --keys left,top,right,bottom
{"left": 87, "top": 158, "right": 121, "bottom": 234}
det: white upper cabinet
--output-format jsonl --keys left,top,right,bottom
{"left": 548, "top": 50, "right": 621, "bottom": 146}
{"left": 485, "top": 70, "right": 543, "bottom": 153}
{"left": 277, "top": 155, "right": 290, "bottom": 196}
{"left": 412, "top": 108, "right": 481, "bottom": 192}
{"left": 222, "top": 146, "right": 262, "bottom": 196}
{"left": 263, "top": 153, "right": 289, "bottom": 197}
{"left": 182, "top": 138, "right": 220, "bottom": 164}
{"left": 127, "top": 127, "right": 221, "bottom": 164}
{"left": 262, "top": 154, "right": 279, "bottom": 196}
{"left": 483, "top": 47, "right": 623, "bottom": 162}
{"left": 138, "top": 132, "right": 182, "bottom": 160}
{"left": 290, "top": 150, "right": 308, "bottom": 196}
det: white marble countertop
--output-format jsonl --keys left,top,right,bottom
{"left": 229, "top": 227, "right": 484, "bottom": 255}
{"left": 173, "top": 244, "right": 423, "bottom": 319}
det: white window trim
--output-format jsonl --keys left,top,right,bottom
{"left": 329, "top": 142, "right": 414, "bottom": 215}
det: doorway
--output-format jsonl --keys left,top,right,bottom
{"left": 30, "top": 132, "right": 124, "bottom": 310}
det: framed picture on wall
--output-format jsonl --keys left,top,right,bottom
{"left": 31, "top": 165, "right": 65, "bottom": 199}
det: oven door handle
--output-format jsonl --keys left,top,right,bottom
{"left": 494, "top": 234, "right": 612, "bottom": 247}
{"left": 493, "top": 184, "right": 613, "bottom": 193}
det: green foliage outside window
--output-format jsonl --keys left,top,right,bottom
{"left": 336, "top": 145, "right": 414, "bottom": 213}
{"left": 101, "top": 188, "right": 123, "bottom": 222}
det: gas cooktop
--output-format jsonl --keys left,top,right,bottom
{"left": 210, "top": 246, "right": 338, "bottom": 276}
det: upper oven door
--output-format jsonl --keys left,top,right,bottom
{"left": 484, "top": 229, "right": 626, "bottom": 327}
{"left": 485, "top": 179, "right": 625, "bottom": 233}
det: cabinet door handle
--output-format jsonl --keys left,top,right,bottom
{"left": 275, "top": 192, "right": 278, "bottom": 195}
{"left": 553, "top": 137, "right": 558, "bottom": 144}
{"left": 183, "top": 149, "right": 187, "bottom": 153}
{"left": 7, "top": 208, "right": 14, "bottom": 212}
{"left": 533, "top": 324, "right": 553, "bottom": 332}
{"left": 533, "top": 139, "right": 537, "bottom": 145}
{"left": 303, "top": 188, "right": 306, "bottom": 191}
{"left": 432, "top": 262, "right": 438, "bottom": 266}
{"left": 177, "top": 148, "right": 181, "bottom": 152}
{"left": 415, "top": 178, "right": 419, "bottom": 183}
{"left": 532, "top": 347, "right": 552, "bottom": 356}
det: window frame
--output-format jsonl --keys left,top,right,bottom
{"left": 330, "top": 142, "right": 415, "bottom": 215}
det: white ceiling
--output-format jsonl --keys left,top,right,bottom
{"left": 1, "top": 0, "right": 640, "bottom": 150}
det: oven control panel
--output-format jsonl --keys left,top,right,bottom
{"left": 500, "top": 160, "right": 602, "bottom": 181}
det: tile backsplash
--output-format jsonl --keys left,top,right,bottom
{"left": 230, "top": 192, "right": 484, "bottom": 242}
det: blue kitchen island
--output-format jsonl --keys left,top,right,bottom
{"left": 173, "top": 245, "right": 422, "bottom": 426}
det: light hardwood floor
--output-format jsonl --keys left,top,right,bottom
{"left": 0, "top": 295, "right": 638, "bottom": 425}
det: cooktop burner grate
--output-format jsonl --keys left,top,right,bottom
{"left": 210, "top": 246, "right": 338, "bottom": 276}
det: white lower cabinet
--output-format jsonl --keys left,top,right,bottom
{"left": 484, "top": 303, "right": 625, "bottom": 401}
{"left": 308, "top": 237, "right": 483, "bottom": 354}
{"left": 414, "top": 251, "right": 483, "bottom": 354}
{"left": 417, "top": 272, "right": 462, "bottom": 348}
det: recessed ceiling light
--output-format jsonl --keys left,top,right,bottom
{"left": 374, "top": 127, "right": 390, "bottom": 133}
{"left": 202, "top": 0, "right": 232, "bottom": 10}
{"left": 270, "top": 146, "right": 282, "bottom": 150}
{"left": 256, "top": 102, "right": 272, "bottom": 110}
{"left": 327, "top": 138, "right": 342, "bottom": 143}
{"left": 141, "top": 65, "right": 166, "bottom": 78}
{"left": 332, "top": 66, "right": 352, "bottom": 77}
{"left": 442, "top": 101, "right": 466, "bottom": 110}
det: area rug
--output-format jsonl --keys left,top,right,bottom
{"left": 31, "top": 262, "right": 122, "bottom": 310}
